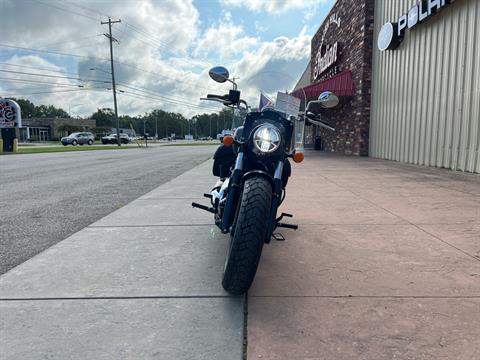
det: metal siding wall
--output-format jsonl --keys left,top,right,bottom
{"left": 370, "top": 0, "right": 480, "bottom": 173}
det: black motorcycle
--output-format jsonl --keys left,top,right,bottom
{"left": 192, "top": 66, "right": 339, "bottom": 294}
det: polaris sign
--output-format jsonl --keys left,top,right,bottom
{"left": 378, "top": 0, "right": 455, "bottom": 51}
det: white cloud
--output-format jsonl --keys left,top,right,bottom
{"left": 230, "top": 28, "right": 311, "bottom": 105}
{"left": 0, "top": 0, "right": 312, "bottom": 118}
{"left": 220, "top": 0, "right": 325, "bottom": 13}
{"left": 194, "top": 21, "right": 259, "bottom": 60}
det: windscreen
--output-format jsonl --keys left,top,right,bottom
{"left": 293, "top": 116, "right": 306, "bottom": 152}
{"left": 232, "top": 107, "right": 247, "bottom": 130}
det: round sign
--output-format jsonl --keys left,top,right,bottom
{"left": 378, "top": 22, "right": 394, "bottom": 51}
{"left": 378, "top": 22, "right": 401, "bottom": 51}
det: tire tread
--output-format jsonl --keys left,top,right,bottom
{"left": 222, "top": 176, "right": 272, "bottom": 294}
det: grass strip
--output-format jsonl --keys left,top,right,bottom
{"left": 16, "top": 145, "right": 133, "bottom": 154}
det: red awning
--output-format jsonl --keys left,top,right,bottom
{"left": 292, "top": 70, "right": 355, "bottom": 100}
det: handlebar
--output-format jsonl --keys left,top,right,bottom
{"left": 207, "top": 94, "right": 229, "bottom": 100}
{"left": 201, "top": 93, "right": 249, "bottom": 110}
{"left": 305, "top": 112, "right": 335, "bottom": 132}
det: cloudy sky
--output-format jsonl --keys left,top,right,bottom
{"left": 0, "top": 0, "right": 333, "bottom": 118}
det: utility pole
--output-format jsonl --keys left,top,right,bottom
{"left": 155, "top": 114, "right": 158, "bottom": 140}
{"left": 101, "top": 17, "right": 121, "bottom": 146}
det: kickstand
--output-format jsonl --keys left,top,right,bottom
{"left": 272, "top": 233, "right": 285, "bottom": 241}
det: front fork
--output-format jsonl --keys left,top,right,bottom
{"left": 265, "top": 161, "right": 284, "bottom": 243}
{"left": 220, "top": 152, "right": 244, "bottom": 233}
{"left": 220, "top": 155, "right": 287, "bottom": 240}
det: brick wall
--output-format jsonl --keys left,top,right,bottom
{"left": 310, "top": 0, "right": 374, "bottom": 156}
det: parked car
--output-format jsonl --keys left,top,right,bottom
{"left": 61, "top": 132, "right": 94, "bottom": 146}
{"left": 101, "top": 133, "right": 130, "bottom": 144}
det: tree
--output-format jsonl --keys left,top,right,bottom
{"left": 12, "top": 98, "right": 35, "bottom": 118}
{"left": 57, "top": 124, "right": 82, "bottom": 135}
{"left": 10, "top": 98, "right": 69, "bottom": 118}
{"left": 91, "top": 108, "right": 115, "bottom": 127}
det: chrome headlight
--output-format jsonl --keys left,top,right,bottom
{"left": 253, "top": 124, "right": 281, "bottom": 153}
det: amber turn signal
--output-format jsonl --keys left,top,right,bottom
{"left": 222, "top": 135, "right": 234, "bottom": 147}
{"left": 292, "top": 151, "right": 304, "bottom": 163}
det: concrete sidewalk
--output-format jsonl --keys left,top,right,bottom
{"left": 2, "top": 153, "right": 479, "bottom": 359}
{"left": 0, "top": 161, "right": 244, "bottom": 360}
{"left": 248, "top": 153, "right": 480, "bottom": 359}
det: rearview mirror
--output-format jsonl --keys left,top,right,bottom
{"left": 318, "top": 91, "right": 339, "bottom": 108}
{"left": 209, "top": 66, "right": 230, "bottom": 83}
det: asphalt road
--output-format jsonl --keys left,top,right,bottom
{"left": 0, "top": 146, "right": 214, "bottom": 274}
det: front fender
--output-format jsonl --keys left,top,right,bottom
{"left": 242, "top": 170, "right": 274, "bottom": 187}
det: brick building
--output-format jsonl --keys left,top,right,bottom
{"left": 293, "top": 0, "right": 375, "bottom": 156}
{"left": 20, "top": 117, "right": 96, "bottom": 141}
{"left": 293, "top": 0, "right": 479, "bottom": 173}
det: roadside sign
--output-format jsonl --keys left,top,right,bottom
{"left": 0, "top": 98, "right": 22, "bottom": 128}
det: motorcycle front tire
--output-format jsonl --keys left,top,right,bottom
{"left": 222, "top": 176, "right": 272, "bottom": 295}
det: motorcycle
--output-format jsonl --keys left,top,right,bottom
{"left": 192, "top": 66, "right": 339, "bottom": 294}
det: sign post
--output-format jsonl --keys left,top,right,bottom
{"left": 0, "top": 98, "right": 22, "bottom": 153}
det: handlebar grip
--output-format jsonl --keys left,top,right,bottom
{"left": 207, "top": 94, "right": 228, "bottom": 100}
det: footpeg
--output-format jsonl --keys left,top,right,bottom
{"left": 203, "top": 193, "right": 213, "bottom": 199}
{"left": 192, "top": 202, "right": 215, "bottom": 214}
{"left": 276, "top": 222, "right": 298, "bottom": 230}
{"left": 276, "top": 212, "right": 293, "bottom": 223}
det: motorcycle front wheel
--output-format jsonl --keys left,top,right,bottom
{"left": 222, "top": 176, "right": 272, "bottom": 295}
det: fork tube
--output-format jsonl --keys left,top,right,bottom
{"left": 266, "top": 161, "right": 284, "bottom": 242}
{"left": 221, "top": 152, "right": 244, "bottom": 233}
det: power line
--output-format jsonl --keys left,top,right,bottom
{"left": 38, "top": 0, "right": 213, "bottom": 68}
{"left": 0, "top": 62, "right": 111, "bottom": 83}
{"left": 0, "top": 66, "right": 222, "bottom": 109}
{"left": 118, "top": 23, "right": 211, "bottom": 68}
{"left": 0, "top": 62, "right": 84, "bottom": 76}
{"left": 0, "top": 69, "right": 110, "bottom": 83}
{"left": 118, "top": 87, "right": 221, "bottom": 111}
{"left": 118, "top": 90, "right": 221, "bottom": 113}
{"left": 0, "top": 78, "right": 87, "bottom": 88}
{"left": 113, "top": 61, "right": 219, "bottom": 92}
{"left": 0, "top": 43, "right": 111, "bottom": 62}
{"left": 51, "top": 39, "right": 104, "bottom": 52}
{"left": 1, "top": 85, "right": 79, "bottom": 92}
{"left": 38, "top": 34, "right": 101, "bottom": 49}
{"left": 36, "top": 0, "right": 102, "bottom": 22}
{"left": 63, "top": 0, "right": 111, "bottom": 19}
{"left": 116, "top": 82, "right": 209, "bottom": 106}
{"left": 4, "top": 87, "right": 107, "bottom": 96}
{"left": 0, "top": 43, "right": 219, "bottom": 92}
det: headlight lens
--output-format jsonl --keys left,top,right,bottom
{"left": 253, "top": 124, "right": 281, "bottom": 153}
